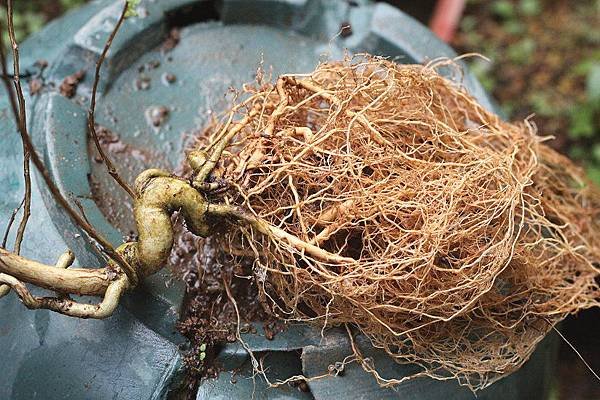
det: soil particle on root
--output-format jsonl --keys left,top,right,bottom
{"left": 340, "top": 22, "right": 352, "bottom": 37}
{"left": 263, "top": 320, "right": 286, "bottom": 341}
{"left": 34, "top": 59, "right": 48, "bottom": 71}
{"left": 59, "top": 69, "right": 85, "bottom": 98}
{"left": 147, "top": 59, "right": 161, "bottom": 70}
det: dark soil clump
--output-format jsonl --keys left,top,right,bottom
{"left": 172, "top": 228, "right": 270, "bottom": 398}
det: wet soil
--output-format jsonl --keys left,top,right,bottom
{"left": 173, "top": 231, "right": 270, "bottom": 398}
{"left": 168, "top": 140, "right": 275, "bottom": 398}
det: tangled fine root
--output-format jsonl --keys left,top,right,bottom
{"left": 199, "top": 55, "right": 600, "bottom": 390}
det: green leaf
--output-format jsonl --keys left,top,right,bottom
{"left": 586, "top": 165, "right": 600, "bottom": 186}
{"left": 492, "top": 0, "right": 515, "bottom": 19}
{"left": 568, "top": 103, "right": 595, "bottom": 139}
{"left": 199, "top": 343, "right": 207, "bottom": 352}
{"left": 586, "top": 64, "right": 600, "bottom": 102}
{"left": 528, "top": 92, "right": 554, "bottom": 116}
{"left": 199, "top": 352, "right": 206, "bottom": 361}
{"left": 507, "top": 38, "right": 536, "bottom": 65}
{"left": 519, "top": 0, "right": 541, "bottom": 16}
{"left": 125, "top": 0, "right": 141, "bottom": 18}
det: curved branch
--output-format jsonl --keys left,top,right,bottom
{"left": 191, "top": 105, "right": 261, "bottom": 187}
{"left": 0, "top": 170, "right": 214, "bottom": 318}
{"left": 0, "top": 248, "right": 112, "bottom": 296}
{"left": 133, "top": 169, "right": 210, "bottom": 277}
{"left": 0, "top": 272, "right": 128, "bottom": 319}
{"left": 88, "top": 1, "right": 136, "bottom": 199}
{"left": 6, "top": 0, "right": 32, "bottom": 256}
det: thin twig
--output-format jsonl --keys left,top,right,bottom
{"left": 0, "top": 72, "right": 32, "bottom": 79}
{"left": 87, "top": 2, "right": 135, "bottom": 199}
{"left": 0, "top": 3, "right": 138, "bottom": 286}
{"left": 5, "top": 1, "right": 31, "bottom": 256}
{"left": 1, "top": 198, "right": 24, "bottom": 248}
{"left": 73, "top": 197, "right": 92, "bottom": 226}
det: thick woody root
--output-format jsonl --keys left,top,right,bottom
{"left": 201, "top": 56, "right": 600, "bottom": 390}
{"left": 0, "top": 169, "right": 213, "bottom": 318}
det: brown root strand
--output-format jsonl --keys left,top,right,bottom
{"left": 201, "top": 55, "right": 600, "bottom": 390}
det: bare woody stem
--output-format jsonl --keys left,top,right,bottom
{"left": 0, "top": 248, "right": 112, "bottom": 296}
{"left": 0, "top": 1, "right": 138, "bottom": 287}
{"left": 88, "top": 2, "right": 136, "bottom": 199}
{"left": 0, "top": 170, "right": 212, "bottom": 318}
{"left": 0, "top": 272, "right": 128, "bottom": 319}
{"left": 6, "top": 0, "right": 32, "bottom": 256}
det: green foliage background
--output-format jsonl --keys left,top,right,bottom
{"left": 0, "top": 1, "right": 85, "bottom": 42}
{"left": 454, "top": 0, "right": 600, "bottom": 184}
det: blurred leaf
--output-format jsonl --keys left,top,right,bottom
{"left": 592, "top": 144, "right": 600, "bottom": 162}
{"left": 504, "top": 20, "right": 525, "bottom": 35}
{"left": 1, "top": 0, "right": 87, "bottom": 42}
{"left": 586, "top": 64, "right": 600, "bottom": 102}
{"left": 507, "top": 38, "right": 536, "bottom": 65}
{"left": 460, "top": 15, "right": 477, "bottom": 33}
{"left": 528, "top": 92, "right": 554, "bottom": 116}
{"left": 519, "top": 0, "right": 541, "bottom": 16}
{"left": 569, "top": 145, "right": 586, "bottom": 160}
{"left": 573, "top": 58, "right": 599, "bottom": 77}
{"left": 585, "top": 165, "right": 600, "bottom": 186}
{"left": 492, "top": 0, "right": 515, "bottom": 19}
{"left": 469, "top": 60, "right": 496, "bottom": 92}
{"left": 569, "top": 103, "right": 595, "bottom": 139}
{"left": 501, "top": 101, "right": 515, "bottom": 118}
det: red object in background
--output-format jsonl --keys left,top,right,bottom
{"left": 429, "top": 0, "right": 466, "bottom": 42}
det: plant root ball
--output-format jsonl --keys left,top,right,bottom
{"left": 203, "top": 55, "right": 600, "bottom": 390}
